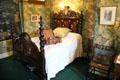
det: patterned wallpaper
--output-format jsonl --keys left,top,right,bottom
{"left": 23, "top": 1, "right": 51, "bottom": 37}
{"left": 82, "top": 0, "right": 96, "bottom": 52}
{"left": 0, "top": 0, "right": 21, "bottom": 54}
{"left": 50, "top": 0, "right": 83, "bottom": 13}
{"left": 94, "top": 0, "right": 120, "bottom": 51}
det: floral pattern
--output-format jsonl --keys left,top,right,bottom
{"left": 94, "top": 0, "right": 120, "bottom": 51}
{"left": 0, "top": 0, "right": 21, "bottom": 54}
{"left": 23, "top": 1, "right": 51, "bottom": 37}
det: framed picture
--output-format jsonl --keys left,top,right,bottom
{"left": 29, "top": 0, "right": 45, "bottom": 4}
{"left": 100, "top": 6, "right": 117, "bottom": 25}
{"left": 31, "top": 14, "right": 40, "bottom": 22}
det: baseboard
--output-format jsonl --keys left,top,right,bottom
{"left": 0, "top": 51, "right": 12, "bottom": 59}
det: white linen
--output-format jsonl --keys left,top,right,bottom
{"left": 31, "top": 32, "right": 82, "bottom": 80}
{"left": 71, "top": 32, "right": 83, "bottom": 57}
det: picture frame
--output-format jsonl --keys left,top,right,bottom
{"left": 29, "top": 0, "right": 45, "bottom": 4}
{"left": 100, "top": 6, "right": 117, "bottom": 25}
{"left": 31, "top": 14, "right": 40, "bottom": 22}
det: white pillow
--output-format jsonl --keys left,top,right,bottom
{"left": 53, "top": 27, "right": 71, "bottom": 37}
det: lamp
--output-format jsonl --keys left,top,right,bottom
{"left": 59, "top": 3, "right": 64, "bottom": 7}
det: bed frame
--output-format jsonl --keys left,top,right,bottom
{"left": 13, "top": 10, "right": 84, "bottom": 80}
{"left": 53, "top": 10, "right": 83, "bottom": 34}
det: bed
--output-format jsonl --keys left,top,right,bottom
{"left": 13, "top": 8, "right": 84, "bottom": 80}
{"left": 31, "top": 32, "right": 82, "bottom": 80}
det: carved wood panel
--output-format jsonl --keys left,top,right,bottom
{"left": 53, "top": 7, "right": 80, "bottom": 32}
{"left": 54, "top": 17, "right": 80, "bottom": 32}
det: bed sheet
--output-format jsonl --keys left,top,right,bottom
{"left": 31, "top": 32, "right": 82, "bottom": 80}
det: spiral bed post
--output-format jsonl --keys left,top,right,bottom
{"left": 39, "top": 16, "right": 47, "bottom": 80}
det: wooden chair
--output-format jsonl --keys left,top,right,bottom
{"left": 86, "top": 44, "right": 116, "bottom": 80}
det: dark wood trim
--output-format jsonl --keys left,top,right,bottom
{"left": 39, "top": 16, "right": 47, "bottom": 80}
{"left": 54, "top": 17, "right": 80, "bottom": 20}
{"left": 29, "top": 0, "right": 45, "bottom": 5}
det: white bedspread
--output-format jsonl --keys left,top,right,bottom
{"left": 31, "top": 32, "right": 82, "bottom": 80}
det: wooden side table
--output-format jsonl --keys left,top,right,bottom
{"left": 114, "top": 55, "right": 120, "bottom": 80}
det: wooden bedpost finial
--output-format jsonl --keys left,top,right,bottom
{"left": 79, "top": 11, "right": 84, "bottom": 35}
{"left": 39, "top": 16, "right": 44, "bottom": 37}
{"left": 39, "top": 16, "right": 44, "bottom": 50}
{"left": 40, "top": 16, "right": 43, "bottom": 28}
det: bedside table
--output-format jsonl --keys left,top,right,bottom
{"left": 114, "top": 55, "right": 120, "bottom": 80}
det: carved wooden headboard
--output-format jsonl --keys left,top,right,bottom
{"left": 53, "top": 9, "right": 83, "bottom": 33}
